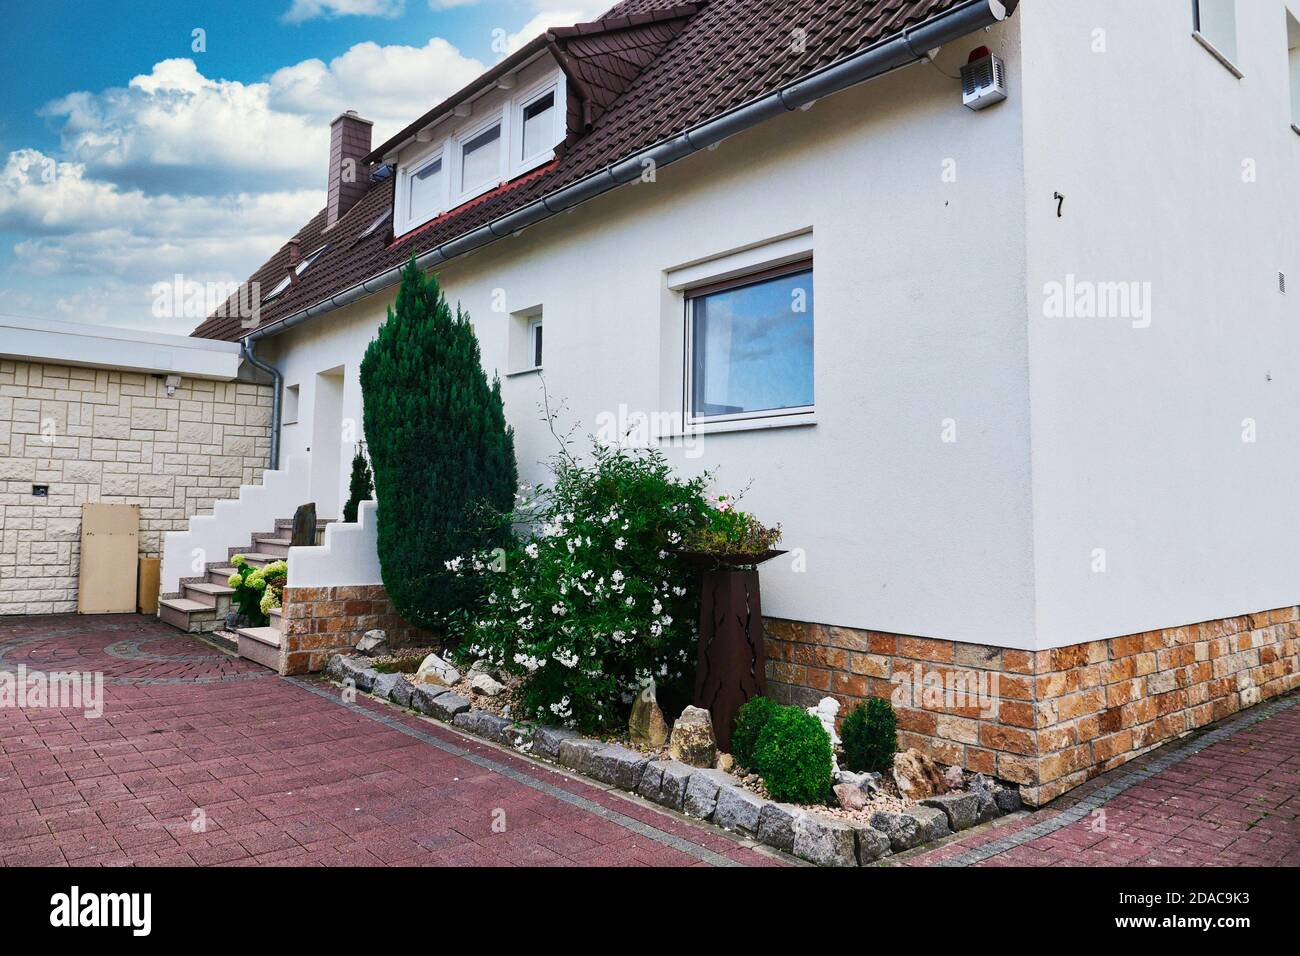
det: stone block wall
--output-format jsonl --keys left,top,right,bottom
{"left": 765, "top": 607, "right": 1300, "bottom": 806}
{"left": 279, "top": 584, "right": 436, "bottom": 675}
{"left": 0, "top": 359, "right": 273, "bottom": 615}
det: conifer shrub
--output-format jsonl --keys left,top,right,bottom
{"left": 752, "top": 704, "right": 834, "bottom": 804}
{"left": 841, "top": 696, "right": 898, "bottom": 773}
{"left": 342, "top": 444, "right": 373, "bottom": 523}
{"left": 360, "top": 259, "right": 518, "bottom": 631}
{"left": 731, "top": 695, "right": 780, "bottom": 769}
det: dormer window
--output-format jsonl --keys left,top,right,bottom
{"left": 407, "top": 153, "right": 445, "bottom": 224}
{"left": 459, "top": 121, "right": 503, "bottom": 197}
{"left": 392, "top": 69, "right": 566, "bottom": 236}
{"left": 264, "top": 243, "right": 328, "bottom": 303}
{"left": 520, "top": 90, "right": 556, "bottom": 162}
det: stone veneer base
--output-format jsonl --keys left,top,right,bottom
{"left": 764, "top": 606, "right": 1300, "bottom": 806}
{"left": 279, "top": 584, "right": 436, "bottom": 675}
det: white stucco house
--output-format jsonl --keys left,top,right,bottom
{"left": 165, "top": 0, "right": 1300, "bottom": 804}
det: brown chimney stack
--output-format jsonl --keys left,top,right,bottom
{"left": 327, "top": 110, "right": 373, "bottom": 229}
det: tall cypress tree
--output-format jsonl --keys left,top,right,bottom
{"left": 360, "top": 258, "right": 518, "bottom": 630}
{"left": 341, "top": 445, "right": 373, "bottom": 523}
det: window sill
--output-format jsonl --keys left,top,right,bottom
{"left": 505, "top": 366, "right": 542, "bottom": 378}
{"left": 1191, "top": 31, "right": 1244, "bottom": 78}
{"left": 667, "top": 413, "right": 817, "bottom": 437}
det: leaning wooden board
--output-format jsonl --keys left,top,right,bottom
{"left": 78, "top": 503, "right": 139, "bottom": 614}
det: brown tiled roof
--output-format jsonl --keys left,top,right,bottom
{"left": 192, "top": 0, "right": 987, "bottom": 342}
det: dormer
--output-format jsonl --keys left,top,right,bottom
{"left": 371, "top": 5, "right": 702, "bottom": 239}
{"left": 384, "top": 54, "right": 566, "bottom": 237}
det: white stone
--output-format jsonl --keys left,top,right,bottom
{"left": 808, "top": 696, "right": 841, "bottom": 773}
{"left": 469, "top": 673, "right": 505, "bottom": 696}
{"left": 414, "top": 653, "right": 460, "bottom": 687}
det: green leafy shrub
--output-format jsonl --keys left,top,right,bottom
{"left": 454, "top": 441, "right": 710, "bottom": 732}
{"left": 342, "top": 444, "right": 373, "bottom": 524}
{"left": 753, "top": 704, "right": 834, "bottom": 803}
{"left": 731, "top": 695, "right": 780, "bottom": 768}
{"left": 841, "top": 696, "right": 897, "bottom": 773}
{"left": 227, "top": 557, "right": 287, "bottom": 627}
{"left": 360, "top": 258, "right": 518, "bottom": 631}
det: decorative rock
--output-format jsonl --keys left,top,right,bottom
{"left": 792, "top": 813, "right": 857, "bottom": 867}
{"left": 833, "top": 782, "right": 869, "bottom": 812}
{"left": 389, "top": 677, "right": 415, "bottom": 708}
{"left": 453, "top": 710, "right": 484, "bottom": 734}
{"left": 587, "top": 745, "right": 650, "bottom": 791}
{"left": 968, "top": 773, "right": 999, "bottom": 822}
{"left": 835, "top": 769, "right": 881, "bottom": 792}
{"left": 476, "top": 713, "right": 518, "bottom": 744}
{"left": 352, "top": 667, "right": 378, "bottom": 693}
{"left": 921, "top": 792, "right": 980, "bottom": 832}
{"left": 869, "top": 810, "right": 923, "bottom": 851}
{"left": 994, "top": 787, "right": 1023, "bottom": 813}
{"left": 469, "top": 673, "right": 505, "bottom": 697}
{"left": 650, "top": 760, "right": 695, "bottom": 811}
{"left": 668, "top": 706, "right": 717, "bottom": 767}
{"left": 855, "top": 825, "right": 892, "bottom": 864}
{"left": 908, "top": 805, "right": 952, "bottom": 843}
{"left": 756, "top": 803, "right": 803, "bottom": 854}
{"left": 532, "top": 726, "right": 581, "bottom": 760}
{"left": 557, "top": 738, "right": 603, "bottom": 774}
{"left": 628, "top": 683, "right": 670, "bottom": 747}
{"left": 682, "top": 769, "right": 735, "bottom": 819}
{"left": 371, "top": 672, "right": 402, "bottom": 700}
{"left": 467, "top": 658, "right": 502, "bottom": 681}
{"left": 806, "top": 697, "right": 841, "bottom": 773}
{"left": 413, "top": 652, "right": 460, "bottom": 687}
{"left": 355, "top": 629, "right": 388, "bottom": 656}
{"left": 713, "top": 786, "right": 765, "bottom": 834}
{"left": 412, "top": 687, "right": 470, "bottom": 721}
{"left": 326, "top": 655, "right": 350, "bottom": 681}
{"left": 942, "top": 764, "right": 965, "bottom": 791}
{"left": 636, "top": 762, "right": 666, "bottom": 801}
{"left": 332, "top": 655, "right": 370, "bottom": 686}
{"left": 714, "top": 753, "right": 734, "bottom": 773}
{"left": 892, "top": 748, "right": 949, "bottom": 801}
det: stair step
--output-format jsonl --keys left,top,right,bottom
{"left": 231, "top": 552, "right": 281, "bottom": 566}
{"left": 255, "top": 537, "right": 292, "bottom": 547}
{"left": 183, "top": 581, "right": 235, "bottom": 607}
{"left": 160, "top": 597, "right": 213, "bottom": 614}
{"left": 236, "top": 626, "right": 282, "bottom": 671}
{"left": 236, "top": 626, "right": 281, "bottom": 648}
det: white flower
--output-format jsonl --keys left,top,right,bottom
{"left": 614, "top": 537, "right": 626, "bottom": 551}
{"left": 524, "top": 542, "right": 539, "bottom": 559}
{"left": 651, "top": 600, "right": 662, "bottom": 615}
{"left": 551, "top": 603, "right": 567, "bottom": 617}
{"left": 554, "top": 649, "right": 579, "bottom": 668}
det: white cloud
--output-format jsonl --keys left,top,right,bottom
{"left": 283, "top": 0, "right": 406, "bottom": 23}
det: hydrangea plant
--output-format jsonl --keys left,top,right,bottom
{"left": 451, "top": 441, "right": 711, "bottom": 732}
{"left": 227, "top": 556, "right": 287, "bottom": 627}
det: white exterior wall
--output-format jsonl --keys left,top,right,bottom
{"left": 263, "top": 16, "right": 1040, "bottom": 648}
{"left": 1020, "top": 0, "right": 1300, "bottom": 648}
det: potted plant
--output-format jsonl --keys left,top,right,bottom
{"left": 676, "top": 494, "right": 783, "bottom": 751}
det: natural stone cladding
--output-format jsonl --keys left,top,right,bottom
{"left": 279, "top": 584, "right": 435, "bottom": 675}
{"left": 764, "top": 607, "right": 1300, "bottom": 806}
{"left": 0, "top": 359, "right": 272, "bottom": 615}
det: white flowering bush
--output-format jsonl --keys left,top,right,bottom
{"left": 452, "top": 442, "right": 711, "bottom": 732}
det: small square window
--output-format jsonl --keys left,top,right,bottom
{"left": 461, "top": 123, "right": 501, "bottom": 194}
{"left": 687, "top": 263, "right": 814, "bottom": 422}
{"left": 283, "top": 383, "right": 300, "bottom": 424}
{"left": 529, "top": 318, "right": 543, "bottom": 368}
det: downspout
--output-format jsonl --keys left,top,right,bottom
{"left": 240, "top": 337, "right": 282, "bottom": 471}
{"left": 243, "top": 0, "right": 1008, "bottom": 346}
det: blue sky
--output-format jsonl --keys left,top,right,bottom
{"left": 0, "top": 0, "right": 606, "bottom": 334}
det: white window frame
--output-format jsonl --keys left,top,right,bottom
{"left": 1288, "top": 9, "right": 1300, "bottom": 134}
{"left": 451, "top": 111, "right": 507, "bottom": 207}
{"left": 510, "top": 77, "right": 565, "bottom": 178}
{"left": 394, "top": 147, "right": 448, "bottom": 236}
{"left": 679, "top": 257, "right": 815, "bottom": 428}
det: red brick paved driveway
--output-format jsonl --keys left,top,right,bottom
{"left": 907, "top": 693, "right": 1300, "bottom": 867}
{"left": 0, "top": 614, "right": 779, "bottom": 867}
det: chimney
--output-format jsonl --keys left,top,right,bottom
{"left": 327, "top": 110, "right": 374, "bottom": 229}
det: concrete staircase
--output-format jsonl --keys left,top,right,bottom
{"left": 158, "top": 517, "right": 328, "bottom": 669}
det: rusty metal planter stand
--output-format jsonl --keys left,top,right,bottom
{"left": 693, "top": 567, "right": 768, "bottom": 753}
